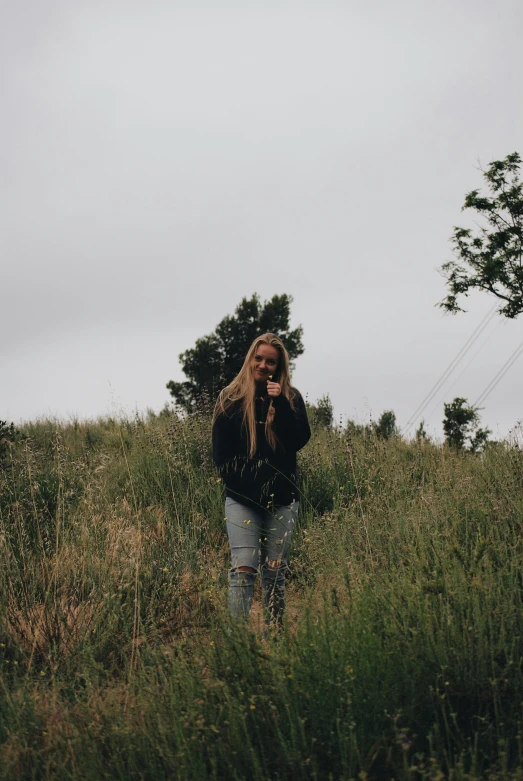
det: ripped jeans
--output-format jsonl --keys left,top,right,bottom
{"left": 225, "top": 496, "right": 298, "bottom": 628}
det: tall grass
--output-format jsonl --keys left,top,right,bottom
{"left": 1, "top": 410, "right": 523, "bottom": 779}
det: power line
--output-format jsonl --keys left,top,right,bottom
{"left": 474, "top": 340, "right": 523, "bottom": 407}
{"left": 404, "top": 305, "right": 497, "bottom": 431}
{"left": 403, "top": 304, "right": 498, "bottom": 433}
{"left": 423, "top": 317, "right": 502, "bottom": 424}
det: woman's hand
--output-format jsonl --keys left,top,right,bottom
{"left": 267, "top": 380, "right": 281, "bottom": 398}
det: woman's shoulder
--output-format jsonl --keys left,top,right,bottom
{"left": 277, "top": 386, "right": 306, "bottom": 411}
{"left": 214, "top": 396, "right": 242, "bottom": 420}
{"left": 288, "top": 386, "right": 305, "bottom": 402}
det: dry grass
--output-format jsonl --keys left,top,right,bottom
{"left": 1, "top": 414, "right": 523, "bottom": 779}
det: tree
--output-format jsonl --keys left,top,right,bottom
{"left": 345, "top": 411, "right": 400, "bottom": 440}
{"left": 345, "top": 418, "right": 373, "bottom": 439}
{"left": 415, "top": 419, "right": 430, "bottom": 443}
{"left": 166, "top": 293, "right": 304, "bottom": 411}
{"left": 439, "top": 152, "right": 523, "bottom": 319}
{"left": 442, "top": 398, "right": 490, "bottom": 452}
{"left": 308, "top": 394, "right": 334, "bottom": 428}
{"left": 374, "top": 410, "right": 399, "bottom": 440}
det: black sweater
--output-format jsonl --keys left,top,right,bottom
{"left": 212, "top": 389, "right": 311, "bottom": 509}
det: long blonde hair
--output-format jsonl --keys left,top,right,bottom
{"left": 212, "top": 333, "right": 296, "bottom": 457}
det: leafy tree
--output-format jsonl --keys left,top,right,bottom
{"left": 308, "top": 394, "right": 334, "bottom": 429}
{"left": 415, "top": 419, "right": 430, "bottom": 443}
{"left": 439, "top": 152, "right": 523, "bottom": 318}
{"left": 167, "top": 293, "right": 304, "bottom": 411}
{"left": 374, "top": 410, "right": 399, "bottom": 440}
{"left": 345, "top": 412, "right": 400, "bottom": 441}
{"left": 442, "top": 398, "right": 490, "bottom": 452}
{"left": 469, "top": 426, "right": 491, "bottom": 454}
{"left": 345, "top": 419, "right": 372, "bottom": 439}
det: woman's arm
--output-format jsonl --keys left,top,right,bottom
{"left": 212, "top": 411, "right": 259, "bottom": 501}
{"left": 272, "top": 390, "right": 311, "bottom": 452}
{"left": 212, "top": 412, "right": 237, "bottom": 468}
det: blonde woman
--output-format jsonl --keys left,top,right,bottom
{"left": 212, "top": 333, "right": 311, "bottom": 630}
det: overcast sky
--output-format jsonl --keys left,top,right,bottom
{"left": 2, "top": 0, "right": 522, "bottom": 440}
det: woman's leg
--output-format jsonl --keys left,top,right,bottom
{"left": 261, "top": 501, "right": 298, "bottom": 630}
{"left": 225, "top": 497, "right": 263, "bottom": 622}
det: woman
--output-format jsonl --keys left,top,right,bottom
{"left": 212, "top": 333, "right": 311, "bottom": 630}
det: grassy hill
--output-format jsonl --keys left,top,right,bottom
{"left": 1, "top": 411, "right": 523, "bottom": 779}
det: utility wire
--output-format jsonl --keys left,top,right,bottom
{"left": 403, "top": 304, "right": 498, "bottom": 433}
{"left": 423, "top": 318, "right": 502, "bottom": 425}
{"left": 474, "top": 340, "right": 523, "bottom": 407}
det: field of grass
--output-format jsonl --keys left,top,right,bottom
{"left": 1, "top": 409, "right": 523, "bottom": 780}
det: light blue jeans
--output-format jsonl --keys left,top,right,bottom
{"left": 225, "top": 496, "right": 298, "bottom": 627}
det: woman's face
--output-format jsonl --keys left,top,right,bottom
{"left": 252, "top": 343, "right": 279, "bottom": 382}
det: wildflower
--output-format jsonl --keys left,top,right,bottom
{"left": 209, "top": 641, "right": 214, "bottom": 647}
{"left": 304, "top": 538, "right": 311, "bottom": 543}
{"left": 40, "top": 671, "right": 45, "bottom": 676}
{"left": 162, "top": 567, "right": 169, "bottom": 573}
{"left": 216, "top": 478, "right": 222, "bottom": 483}
{"left": 250, "top": 704, "right": 256, "bottom": 711}
{"left": 13, "top": 661, "right": 18, "bottom": 666}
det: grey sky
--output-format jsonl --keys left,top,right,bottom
{"left": 2, "top": 0, "right": 522, "bottom": 439}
